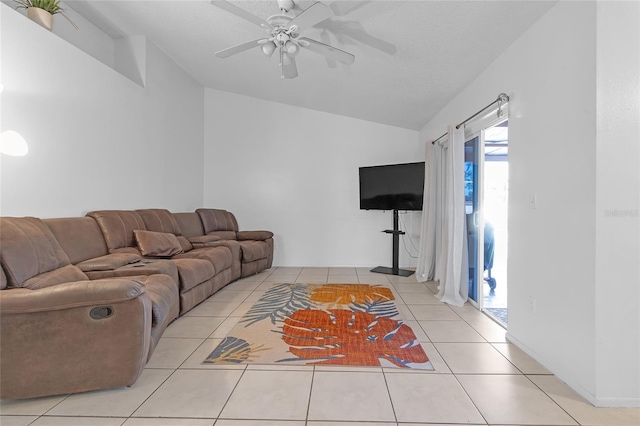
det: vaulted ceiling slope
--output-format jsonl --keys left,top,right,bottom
{"left": 66, "top": 0, "right": 557, "bottom": 130}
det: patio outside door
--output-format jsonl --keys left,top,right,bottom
{"left": 465, "top": 136, "right": 483, "bottom": 303}
{"left": 464, "top": 121, "right": 509, "bottom": 327}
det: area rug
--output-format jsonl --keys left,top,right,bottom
{"left": 204, "top": 283, "right": 434, "bottom": 370}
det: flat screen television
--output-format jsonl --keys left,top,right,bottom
{"left": 359, "top": 161, "right": 425, "bottom": 211}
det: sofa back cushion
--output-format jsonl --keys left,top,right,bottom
{"left": 195, "top": 209, "right": 238, "bottom": 240}
{"left": 87, "top": 210, "right": 146, "bottom": 252}
{"left": 136, "top": 209, "right": 192, "bottom": 252}
{"left": 44, "top": 217, "right": 109, "bottom": 264}
{"left": 0, "top": 217, "right": 88, "bottom": 289}
{"left": 173, "top": 213, "right": 205, "bottom": 238}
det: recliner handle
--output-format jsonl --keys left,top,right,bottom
{"left": 90, "top": 306, "right": 114, "bottom": 320}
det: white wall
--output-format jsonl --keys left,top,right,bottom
{"left": 419, "top": 0, "right": 639, "bottom": 407}
{"left": 594, "top": 1, "right": 640, "bottom": 406}
{"left": 0, "top": 4, "right": 205, "bottom": 218}
{"left": 204, "top": 89, "right": 421, "bottom": 267}
{"left": 0, "top": 0, "right": 116, "bottom": 69}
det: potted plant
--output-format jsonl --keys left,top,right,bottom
{"left": 13, "top": 0, "right": 78, "bottom": 31}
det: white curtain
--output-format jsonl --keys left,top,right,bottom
{"left": 416, "top": 125, "right": 469, "bottom": 307}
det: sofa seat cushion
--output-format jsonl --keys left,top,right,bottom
{"left": 127, "top": 274, "right": 179, "bottom": 327}
{"left": 111, "top": 247, "right": 144, "bottom": 256}
{"left": 171, "top": 258, "right": 214, "bottom": 292}
{"left": 77, "top": 253, "right": 141, "bottom": 272}
{"left": 22, "top": 264, "right": 89, "bottom": 291}
{"left": 134, "top": 230, "right": 183, "bottom": 257}
{"left": 173, "top": 247, "right": 232, "bottom": 274}
{"left": 84, "top": 260, "right": 180, "bottom": 287}
{"left": 239, "top": 240, "right": 270, "bottom": 263}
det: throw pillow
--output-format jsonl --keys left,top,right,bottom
{"left": 134, "top": 230, "right": 183, "bottom": 257}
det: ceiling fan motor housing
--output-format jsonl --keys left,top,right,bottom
{"left": 277, "top": 0, "right": 295, "bottom": 13}
{"left": 267, "top": 14, "right": 293, "bottom": 28}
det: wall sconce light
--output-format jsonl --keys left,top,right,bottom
{"left": 0, "top": 83, "right": 29, "bottom": 156}
{"left": 0, "top": 131, "right": 29, "bottom": 156}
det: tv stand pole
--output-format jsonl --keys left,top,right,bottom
{"left": 371, "top": 209, "right": 414, "bottom": 277}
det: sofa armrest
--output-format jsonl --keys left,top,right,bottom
{"left": 76, "top": 253, "right": 141, "bottom": 272}
{"left": 0, "top": 279, "right": 145, "bottom": 313}
{"left": 0, "top": 280, "right": 152, "bottom": 399}
{"left": 237, "top": 230, "right": 274, "bottom": 241}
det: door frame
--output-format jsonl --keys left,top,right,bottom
{"left": 464, "top": 115, "right": 509, "bottom": 314}
{"left": 465, "top": 131, "right": 485, "bottom": 308}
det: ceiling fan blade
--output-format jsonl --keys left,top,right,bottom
{"left": 288, "top": 2, "right": 333, "bottom": 32}
{"left": 298, "top": 37, "right": 355, "bottom": 64}
{"left": 281, "top": 54, "right": 298, "bottom": 79}
{"left": 215, "top": 38, "right": 268, "bottom": 58}
{"left": 211, "top": 1, "right": 272, "bottom": 30}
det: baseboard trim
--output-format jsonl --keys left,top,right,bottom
{"left": 594, "top": 397, "right": 640, "bottom": 408}
{"left": 505, "top": 333, "right": 598, "bottom": 406}
{"left": 506, "top": 333, "right": 640, "bottom": 408}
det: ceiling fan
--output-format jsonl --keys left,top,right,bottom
{"left": 211, "top": 0, "right": 355, "bottom": 79}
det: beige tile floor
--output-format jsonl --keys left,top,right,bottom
{"left": 2, "top": 267, "right": 639, "bottom": 426}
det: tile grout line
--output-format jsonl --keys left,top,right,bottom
{"left": 523, "top": 374, "right": 583, "bottom": 426}
{"left": 211, "top": 362, "right": 249, "bottom": 422}
{"left": 124, "top": 365, "right": 183, "bottom": 420}
{"left": 175, "top": 336, "right": 211, "bottom": 370}
{"left": 450, "top": 371, "right": 490, "bottom": 426}
{"left": 381, "top": 368, "right": 400, "bottom": 425}
{"left": 304, "top": 366, "right": 317, "bottom": 425}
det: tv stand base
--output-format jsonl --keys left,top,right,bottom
{"left": 370, "top": 209, "right": 415, "bottom": 278}
{"left": 370, "top": 266, "right": 414, "bottom": 277}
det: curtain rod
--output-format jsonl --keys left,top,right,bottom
{"left": 431, "top": 93, "right": 509, "bottom": 145}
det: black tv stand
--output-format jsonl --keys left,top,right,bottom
{"left": 371, "top": 209, "right": 415, "bottom": 277}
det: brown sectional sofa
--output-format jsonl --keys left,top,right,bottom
{"left": 0, "top": 209, "right": 273, "bottom": 400}
{"left": 184, "top": 209, "right": 273, "bottom": 278}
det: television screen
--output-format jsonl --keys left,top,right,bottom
{"left": 359, "top": 162, "right": 425, "bottom": 210}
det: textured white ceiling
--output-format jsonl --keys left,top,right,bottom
{"left": 66, "top": 0, "right": 557, "bottom": 130}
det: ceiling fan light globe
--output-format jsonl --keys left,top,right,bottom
{"left": 261, "top": 41, "right": 277, "bottom": 57}
{"left": 284, "top": 40, "right": 299, "bottom": 56}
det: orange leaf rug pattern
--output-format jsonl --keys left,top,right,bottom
{"left": 204, "top": 283, "right": 433, "bottom": 370}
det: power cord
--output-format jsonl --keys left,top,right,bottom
{"left": 398, "top": 212, "right": 419, "bottom": 259}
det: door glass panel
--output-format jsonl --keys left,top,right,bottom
{"left": 465, "top": 136, "right": 480, "bottom": 302}
{"left": 482, "top": 120, "right": 509, "bottom": 327}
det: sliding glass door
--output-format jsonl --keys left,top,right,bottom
{"left": 465, "top": 136, "right": 482, "bottom": 303}
{"left": 464, "top": 121, "right": 509, "bottom": 327}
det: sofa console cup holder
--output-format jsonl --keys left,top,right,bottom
{"left": 90, "top": 306, "right": 114, "bottom": 320}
